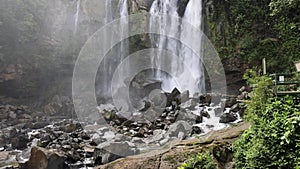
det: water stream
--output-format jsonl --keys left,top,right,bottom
{"left": 74, "top": 0, "right": 81, "bottom": 35}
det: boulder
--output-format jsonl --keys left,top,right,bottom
{"left": 94, "top": 142, "right": 138, "bottom": 165}
{"left": 223, "top": 97, "right": 237, "bottom": 108}
{"left": 166, "top": 88, "right": 181, "bottom": 106}
{"left": 61, "top": 123, "right": 77, "bottom": 133}
{"left": 230, "top": 103, "right": 240, "bottom": 112}
{"left": 167, "top": 121, "right": 192, "bottom": 139}
{"left": 200, "top": 110, "right": 210, "bottom": 118}
{"left": 219, "top": 112, "right": 237, "bottom": 123}
{"left": 180, "top": 90, "right": 190, "bottom": 103}
{"left": 11, "top": 134, "right": 29, "bottom": 150}
{"left": 214, "top": 107, "right": 223, "bottom": 117}
{"left": 27, "top": 146, "right": 66, "bottom": 169}
{"left": 195, "top": 115, "right": 203, "bottom": 123}
{"left": 191, "top": 126, "right": 203, "bottom": 135}
{"left": 199, "top": 94, "right": 211, "bottom": 104}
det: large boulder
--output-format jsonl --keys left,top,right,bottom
{"left": 10, "top": 134, "right": 29, "bottom": 150}
{"left": 219, "top": 112, "right": 237, "bottom": 123}
{"left": 94, "top": 142, "right": 138, "bottom": 165}
{"left": 27, "top": 146, "right": 66, "bottom": 169}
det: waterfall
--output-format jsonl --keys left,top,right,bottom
{"left": 73, "top": 0, "right": 81, "bottom": 35}
{"left": 149, "top": 0, "right": 180, "bottom": 92}
{"left": 180, "top": 0, "right": 205, "bottom": 93}
{"left": 100, "top": 0, "right": 114, "bottom": 96}
{"left": 97, "top": 0, "right": 129, "bottom": 97}
{"left": 149, "top": 0, "right": 205, "bottom": 94}
{"left": 119, "top": 0, "right": 129, "bottom": 82}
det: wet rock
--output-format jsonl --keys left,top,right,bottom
{"left": 27, "top": 146, "right": 66, "bottom": 169}
{"left": 238, "top": 105, "right": 247, "bottom": 117}
{"left": 176, "top": 110, "right": 197, "bottom": 124}
{"left": 195, "top": 115, "right": 203, "bottom": 123}
{"left": 66, "top": 149, "right": 81, "bottom": 163}
{"left": 211, "top": 93, "right": 222, "bottom": 104}
{"left": 200, "top": 110, "right": 210, "bottom": 118}
{"left": 223, "top": 97, "right": 237, "bottom": 108}
{"left": 94, "top": 142, "right": 138, "bottom": 165}
{"left": 200, "top": 94, "right": 212, "bottom": 104}
{"left": 191, "top": 126, "right": 203, "bottom": 135}
{"left": 180, "top": 90, "right": 190, "bottom": 103}
{"left": 11, "top": 134, "right": 29, "bottom": 150}
{"left": 214, "top": 107, "right": 223, "bottom": 117}
{"left": 219, "top": 112, "right": 237, "bottom": 123}
{"left": 230, "top": 103, "right": 240, "bottom": 112}
{"left": 166, "top": 88, "right": 181, "bottom": 106}
{"left": 237, "top": 90, "right": 250, "bottom": 100}
{"left": 177, "top": 0, "right": 190, "bottom": 17}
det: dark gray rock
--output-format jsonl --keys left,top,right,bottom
{"left": 195, "top": 115, "right": 203, "bottom": 123}
{"left": 191, "top": 126, "right": 203, "bottom": 135}
{"left": 230, "top": 103, "right": 240, "bottom": 112}
{"left": 219, "top": 112, "right": 237, "bottom": 123}
{"left": 177, "top": 0, "right": 190, "bottom": 17}
{"left": 11, "top": 134, "right": 29, "bottom": 150}
{"left": 200, "top": 110, "right": 210, "bottom": 118}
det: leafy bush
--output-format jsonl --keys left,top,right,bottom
{"left": 242, "top": 69, "right": 273, "bottom": 123}
{"left": 234, "top": 71, "right": 300, "bottom": 169}
{"left": 178, "top": 151, "right": 217, "bottom": 169}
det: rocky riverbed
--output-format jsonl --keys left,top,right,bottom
{"left": 0, "top": 87, "right": 250, "bottom": 169}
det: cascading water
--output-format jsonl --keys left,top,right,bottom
{"left": 99, "top": 0, "right": 114, "bottom": 96}
{"left": 149, "top": 0, "right": 180, "bottom": 92}
{"left": 149, "top": 0, "right": 205, "bottom": 94}
{"left": 97, "top": 0, "right": 130, "bottom": 98}
{"left": 180, "top": 0, "right": 205, "bottom": 93}
{"left": 73, "top": 0, "right": 81, "bottom": 35}
{"left": 118, "top": 0, "right": 129, "bottom": 84}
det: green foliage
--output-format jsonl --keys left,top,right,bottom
{"left": 234, "top": 72, "right": 300, "bottom": 168}
{"left": 209, "top": 0, "right": 300, "bottom": 73}
{"left": 178, "top": 151, "right": 217, "bottom": 169}
{"left": 243, "top": 69, "right": 273, "bottom": 122}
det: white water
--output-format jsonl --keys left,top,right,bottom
{"left": 149, "top": 0, "right": 205, "bottom": 94}
{"left": 74, "top": 0, "right": 81, "bottom": 35}
{"left": 149, "top": 0, "right": 181, "bottom": 92}
{"left": 180, "top": 0, "right": 205, "bottom": 93}
{"left": 100, "top": 0, "right": 114, "bottom": 96}
{"left": 99, "top": 0, "right": 129, "bottom": 97}
{"left": 118, "top": 0, "right": 129, "bottom": 84}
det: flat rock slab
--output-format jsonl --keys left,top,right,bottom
{"left": 95, "top": 122, "right": 250, "bottom": 169}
